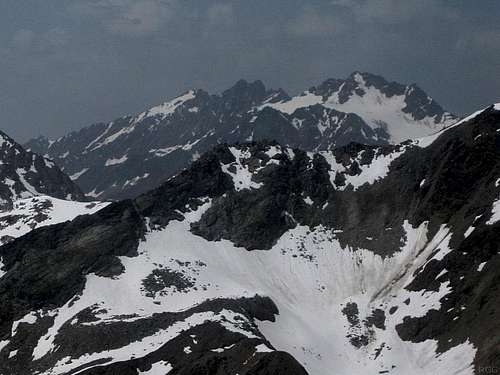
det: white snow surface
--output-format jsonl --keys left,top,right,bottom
{"left": 105, "top": 155, "right": 128, "bottom": 166}
{"left": 319, "top": 146, "right": 407, "bottom": 191}
{"left": 28, "top": 203, "right": 475, "bottom": 375}
{"left": 486, "top": 197, "right": 500, "bottom": 225}
{"left": 15, "top": 168, "right": 40, "bottom": 198}
{"left": 136, "top": 91, "right": 196, "bottom": 122}
{"left": 221, "top": 147, "right": 264, "bottom": 191}
{"left": 137, "top": 360, "right": 172, "bottom": 374}
{"left": 69, "top": 168, "right": 89, "bottom": 181}
{"left": 464, "top": 226, "right": 475, "bottom": 238}
{"left": 343, "top": 150, "right": 405, "bottom": 190}
{"left": 259, "top": 91, "right": 323, "bottom": 114}
{"left": 123, "top": 173, "right": 150, "bottom": 187}
{"left": 0, "top": 257, "right": 6, "bottom": 279}
{"left": 0, "top": 196, "right": 110, "bottom": 244}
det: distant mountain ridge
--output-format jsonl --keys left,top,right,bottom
{"left": 26, "top": 72, "right": 457, "bottom": 200}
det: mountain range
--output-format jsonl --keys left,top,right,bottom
{"left": 0, "top": 101, "right": 499, "bottom": 374}
{"left": 26, "top": 72, "right": 456, "bottom": 200}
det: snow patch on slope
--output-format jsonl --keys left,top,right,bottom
{"left": 0, "top": 257, "right": 6, "bottom": 279}
{"left": 136, "top": 91, "right": 196, "bottom": 122}
{"left": 486, "top": 197, "right": 500, "bottom": 225}
{"left": 259, "top": 92, "right": 323, "bottom": 114}
{"left": 221, "top": 147, "right": 263, "bottom": 191}
{"left": 344, "top": 150, "right": 405, "bottom": 190}
{"left": 16, "top": 168, "right": 40, "bottom": 198}
{"left": 319, "top": 147, "right": 406, "bottom": 191}
{"left": 105, "top": 155, "right": 128, "bottom": 166}
{"left": 137, "top": 360, "right": 173, "bottom": 375}
{"left": 69, "top": 168, "right": 89, "bottom": 181}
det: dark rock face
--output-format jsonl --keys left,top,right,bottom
{"left": 1, "top": 106, "right": 498, "bottom": 374}
{"left": 0, "top": 130, "right": 86, "bottom": 209}
{"left": 25, "top": 73, "right": 455, "bottom": 200}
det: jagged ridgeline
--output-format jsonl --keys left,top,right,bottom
{"left": 0, "top": 104, "right": 499, "bottom": 374}
{"left": 26, "top": 72, "right": 456, "bottom": 200}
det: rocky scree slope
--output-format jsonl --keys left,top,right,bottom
{"left": 26, "top": 72, "right": 456, "bottom": 200}
{"left": 1, "top": 104, "right": 498, "bottom": 375}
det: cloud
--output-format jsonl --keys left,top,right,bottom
{"left": 207, "top": 3, "right": 234, "bottom": 26}
{"left": 330, "top": 0, "right": 457, "bottom": 25}
{"left": 10, "top": 28, "right": 69, "bottom": 53}
{"left": 455, "top": 29, "right": 500, "bottom": 52}
{"left": 108, "top": 0, "right": 173, "bottom": 36}
{"left": 286, "top": 7, "right": 342, "bottom": 37}
{"left": 42, "top": 28, "right": 70, "bottom": 49}
{"left": 69, "top": 0, "right": 175, "bottom": 37}
{"left": 11, "top": 29, "right": 35, "bottom": 50}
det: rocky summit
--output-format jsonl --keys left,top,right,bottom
{"left": 26, "top": 72, "right": 456, "bottom": 200}
{"left": 0, "top": 130, "right": 86, "bottom": 210}
{"left": 1, "top": 104, "right": 498, "bottom": 374}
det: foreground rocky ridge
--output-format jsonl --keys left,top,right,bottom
{"left": 0, "top": 104, "right": 498, "bottom": 374}
{"left": 26, "top": 72, "right": 456, "bottom": 200}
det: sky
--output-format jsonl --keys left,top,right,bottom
{"left": 0, "top": 0, "right": 499, "bottom": 141}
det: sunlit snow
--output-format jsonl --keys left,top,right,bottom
{"left": 28, "top": 203, "right": 475, "bottom": 375}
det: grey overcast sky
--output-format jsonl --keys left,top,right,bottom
{"left": 0, "top": 0, "right": 499, "bottom": 141}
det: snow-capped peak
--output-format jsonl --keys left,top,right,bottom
{"left": 255, "top": 72, "right": 456, "bottom": 143}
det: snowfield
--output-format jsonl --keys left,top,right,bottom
{"left": 28, "top": 203, "right": 475, "bottom": 375}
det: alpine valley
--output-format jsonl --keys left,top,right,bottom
{"left": 0, "top": 88, "right": 499, "bottom": 375}
{"left": 26, "top": 72, "right": 456, "bottom": 200}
